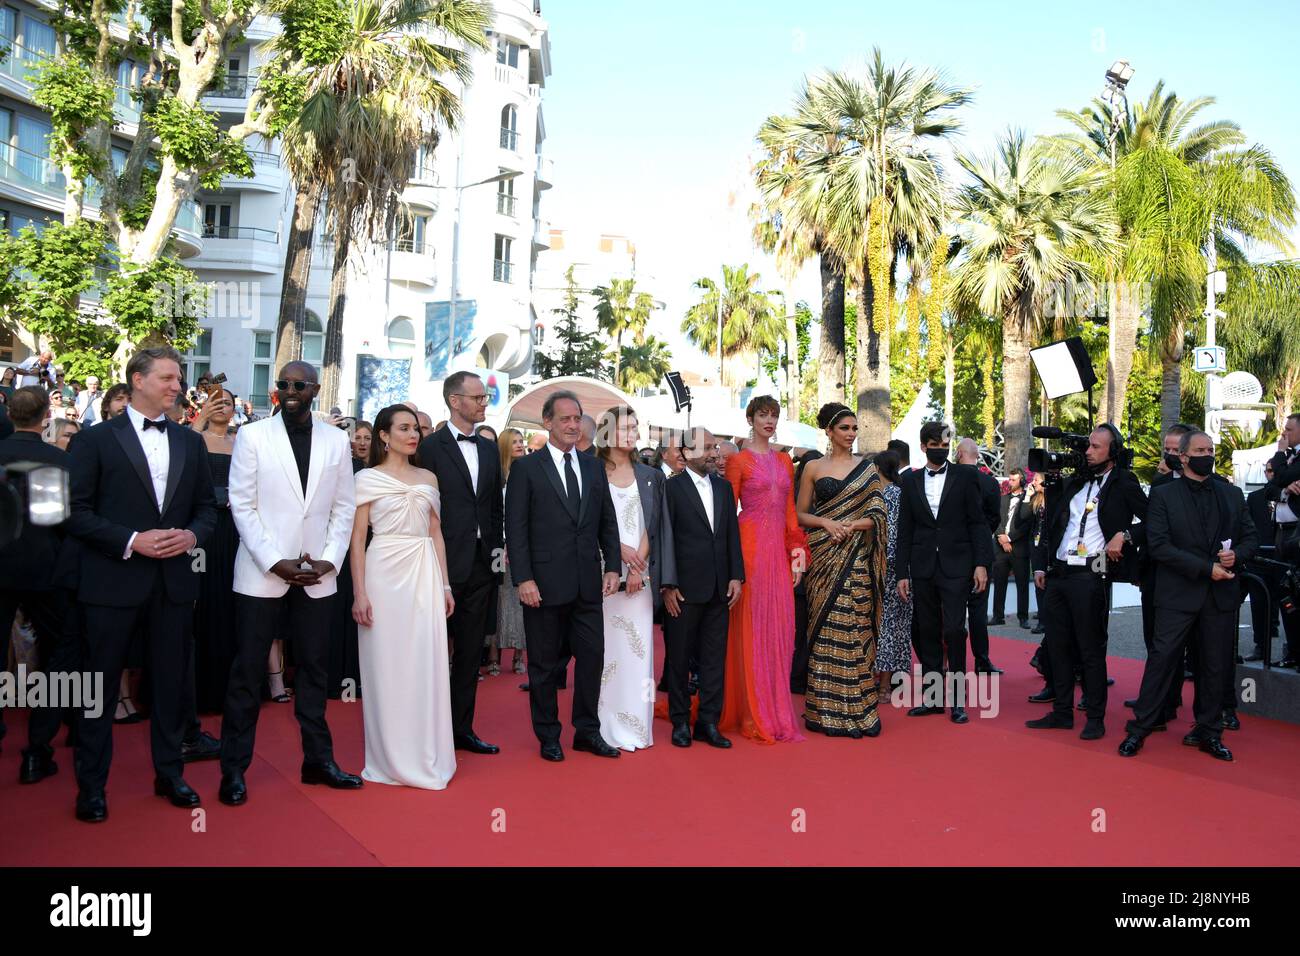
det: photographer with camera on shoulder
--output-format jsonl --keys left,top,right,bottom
{"left": 1027, "top": 424, "right": 1146, "bottom": 741}
{"left": 1264, "top": 412, "right": 1300, "bottom": 668}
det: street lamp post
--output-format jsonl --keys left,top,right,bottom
{"left": 1101, "top": 58, "right": 1134, "bottom": 425}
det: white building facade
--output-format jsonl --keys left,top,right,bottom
{"left": 0, "top": 0, "right": 553, "bottom": 422}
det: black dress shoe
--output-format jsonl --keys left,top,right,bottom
{"left": 454, "top": 732, "right": 500, "bottom": 755}
{"left": 987, "top": 617, "right": 1006, "bottom": 626}
{"left": 949, "top": 707, "right": 969, "bottom": 724}
{"left": 1117, "top": 734, "right": 1144, "bottom": 757}
{"left": 219, "top": 771, "right": 247, "bottom": 806}
{"left": 539, "top": 742, "right": 564, "bottom": 761}
{"left": 1182, "top": 728, "right": 1203, "bottom": 747}
{"left": 518, "top": 682, "right": 530, "bottom": 692}
{"left": 19, "top": 751, "right": 57, "bottom": 784}
{"left": 1222, "top": 710, "right": 1241, "bottom": 731}
{"left": 1123, "top": 698, "right": 1138, "bottom": 708}
{"left": 692, "top": 723, "right": 732, "bottom": 748}
{"left": 1199, "top": 737, "right": 1233, "bottom": 761}
{"left": 154, "top": 776, "right": 201, "bottom": 808}
{"left": 906, "top": 705, "right": 944, "bottom": 717}
{"left": 181, "top": 731, "right": 221, "bottom": 763}
{"left": 975, "top": 660, "right": 1004, "bottom": 675}
{"left": 1243, "top": 652, "right": 1265, "bottom": 662}
{"left": 1026, "top": 714, "right": 1073, "bottom": 730}
{"left": 1029, "top": 649, "right": 1042, "bottom": 673}
{"left": 1027, "top": 686, "right": 1055, "bottom": 703}
{"left": 76, "top": 791, "right": 108, "bottom": 823}
{"left": 1031, "top": 623, "right": 1045, "bottom": 634}
{"left": 301, "top": 760, "right": 364, "bottom": 789}
{"left": 1077, "top": 697, "right": 1089, "bottom": 711}
{"left": 864, "top": 722, "right": 882, "bottom": 737}
{"left": 1105, "top": 677, "right": 1115, "bottom": 686}
{"left": 573, "top": 734, "right": 620, "bottom": 757}
{"left": 670, "top": 723, "right": 692, "bottom": 748}
{"left": 1080, "top": 718, "right": 1105, "bottom": 740}
{"left": 1018, "top": 618, "right": 1031, "bottom": 629}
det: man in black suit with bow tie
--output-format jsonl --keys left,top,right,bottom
{"left": 505, "top": 390, "right": 621, "bottom": 761}
{"left": 1120, "top": 429, "right": 1257, "bottom": 761}
{"left": 895, "top": 421, "right": 993, "bottom": 723}
{"left": 660, "top": 427, "right": 744, "bottom": 749}
{"left": 417, "top": 370, "right": 502, "bottom": 755}
{"left": 66, "top": 347, "right": 217, "bottom": 822}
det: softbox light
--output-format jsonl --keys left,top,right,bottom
{"left": 1030, "top": 337, "right": 1097, "bottom": 400}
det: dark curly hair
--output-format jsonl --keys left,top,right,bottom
{"left": 817, "top": 402, "right": 855, "bottom": 430}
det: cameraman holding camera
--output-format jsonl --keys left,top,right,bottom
{"left": 1120, "top": 429, "right": 1257, "bottom": 762}
{"left": 1264, "top": 412, "right": 1300, "bottom": 668}
{"left": 1028, "top": 424, "right": 1146, "bottom": 741}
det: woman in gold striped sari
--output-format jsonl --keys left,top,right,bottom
{"left": 795, "top": 403, "right": 888, "bottom": 738}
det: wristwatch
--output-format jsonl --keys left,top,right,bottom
{"left": 1122, "top": 530, "right": 1133, "bottom": 545}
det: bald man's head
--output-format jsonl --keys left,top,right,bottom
{"left": 277, "top": 360, "right": 318, "bottom": 383}
{"left": 955, "top": 437, "right": 980, "bottom": 465}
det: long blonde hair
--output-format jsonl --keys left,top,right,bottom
{"left": 499, "top": 427, "right": 523, "bottom": 478}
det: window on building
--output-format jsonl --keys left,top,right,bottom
{"left": 495, "top": 37, "right": 522, "bottom": 69}
{"left": 16, "top": 114, "right": 52, "bottom": 181}
{"left": 493, "top": 234, "right": 513, "bottom": 283}
{"left": 250, "top": 330, "right": 273, "bottom": 410}
{"left": 396, "top": 214, "right": 429, "bottom": 254}
{"left": 0, "top": 9, "right": 15, "bottom": 47}
{"left": 387, "top": 317, "right": 416, "bottom": 356}
{"left": 412, "top": 144, "right": 435, "bottom": 181}
{"left": 0, "top": 109, "right": 11, "bottom": 167}
{"left": 499, "top": 105, "right": 518, "bottom": 152}
{"left": 203, "top": 202, "right": 233, "bottom": 238}
{"left": 302, "top": 311, "right": 324, "bottom": 385}
{"left": 111, "top": 146, "right": 128, "bottom": 173}
{"left": 496, "top": 167, "right": 516, "bottom": 217}
{"left": 183, "top": 328, "right": 212, "bottom": 384}
{"left": 0, "top": 326, "right": 15, "bottom": 364}
{"left": 22, "top": 15, "right": 55, "bottom": 57}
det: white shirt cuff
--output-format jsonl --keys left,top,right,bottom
{"left": 124, "top": 531, "right": 137, "bottom": 559}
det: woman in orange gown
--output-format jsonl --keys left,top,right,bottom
{"left": 720, "top": 395, "right": 809, "bottom": 743}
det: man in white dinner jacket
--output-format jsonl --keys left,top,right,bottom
{"left": 217, "top": 362, "right": 359, "bottom": 806}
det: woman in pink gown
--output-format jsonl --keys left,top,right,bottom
{"left": 720, "top": 395, "right": 809, "bottom": 743}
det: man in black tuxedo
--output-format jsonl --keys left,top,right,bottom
{"left": 956, "top": 437, "right": 1002, "bottom": 673}
{"left": 990, "top": 467, "right": 1034, "bottom": 628}
{"left": 896, "top": 421, "right": 992, "bottom": 723}
{"left": 1029, "top": 424, "right": 1145, "bottom": 740}
{"left": 0, "top": 387, "right": 75, "bottom": 784}
{"left": 1120, "top": 429, "right": 1256, "bottom": 761}
{"left": 505, "top": 390, "right": 621, "bottom": 761}
{"left": 1264, "top": 413, "right": 1300, "bottom": 667}
{"left": 66, "top": 347, "right": 217, "bottom": 822}
{"left": 416, "top": 370, "right": 502, "bottom": 755}
{"left": 660, "top": 427, "right": 744, "bottom": 749}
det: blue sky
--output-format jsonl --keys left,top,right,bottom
{"left": 538, "top": 0, "right": 1300, "bottom": 370}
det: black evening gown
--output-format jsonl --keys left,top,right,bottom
{"left": 194, "top": 452, "right": 240, "bottom": 713}
{"left": 326, "top": 457, "right": 366, "bottom": 698}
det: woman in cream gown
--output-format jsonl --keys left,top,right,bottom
{"left": 351, "top": 405, "right": 456, "bottom": 789}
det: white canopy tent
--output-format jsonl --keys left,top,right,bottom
{"left": 499, "top": 376, "right": 640, "bottom": 430}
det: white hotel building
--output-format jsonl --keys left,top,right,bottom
{"left": 0, "top": 0, "right": 553, "bottom": 420}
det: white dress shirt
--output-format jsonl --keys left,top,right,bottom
{"left": 446, "top": 421, "right": 480, "bottom": 494}
{"left": 687, "top": 467, "right": 715, "bottom": 531}
{"left": 1055, "top": 469, "right": 1110, "bottom": 561}
{"left": 124, "top": 403, "right": 171, "bottom": 558}
{"left": 660, "top": 461, "right": 674, "bottom": 478}
{"left": 547, "top": 441, "right": 582, "bottom": 498}
{"left": 924, "top": 465, "right": 947, "bottom": 518}
{"left": 1002, "top": 491, "right": 1025, "bottom": 535}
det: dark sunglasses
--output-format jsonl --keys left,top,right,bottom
{"left": 275, "top": 380, "right": 313, "bottom": 392}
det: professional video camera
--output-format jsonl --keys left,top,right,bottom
{"left": 1245, "top": 545, "right": 1299, "bottom": 622}
{"left": 1028, "top": 425, "right": 1135, "bottom": 476}
{"left": 0, "top": 461, "right": 71, "bottom": 549}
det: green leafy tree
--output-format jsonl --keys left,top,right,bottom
{"left": 681, "top": 264, "right": 783, "bottom": 392}
{"left": 532, "top": 266, "right": 609, "bottom": 381}
{"left": 593, "top": 277, "right": 656, "bottom": 388}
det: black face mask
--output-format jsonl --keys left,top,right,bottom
{"left": 925, "top": 447, "right": 949, "bottom": 466}
{"left": 1164, "top": 453, "right": 1183, "bottom": 473}
{"left": 1186, "top": 455, "right": 1215, "bottom": 477}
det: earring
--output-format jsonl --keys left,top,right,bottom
{"left": 384, "top": 442, "right": 389, "bottom": 452}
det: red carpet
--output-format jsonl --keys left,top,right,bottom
{"left": 3, "top": 635, "right": 1298, "bottom": 867}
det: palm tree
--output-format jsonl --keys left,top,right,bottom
{"left": 1053, "top": 84, "right": 1295, "bottom": 430}
{"left": 681, "top": 264, "right": 784, "bottom": 393}
{"left": 593, "top": 278, "right": 655, "bottom": 388}
{"left": 269, "top": 0, "right": 491, "bottom": 401}
{"left": 756, "top": 51, "right": 971, "bottom": 449}
{"left": 953, "top": 129, "right": 1116, "bottom": 470}
{"left": 618, "top": 336, "right": 673, "bottom": 394}
{"left": 1221, "top": 260, "right": 1300, "bottom": 427}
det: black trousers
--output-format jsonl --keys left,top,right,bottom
{"left": 1129, "top": 596, "right": 1235, "bottom": 737}
{"left": 1043, "top": 567, "right": 1109, "bottom": 720}
{"left": 0, "top": 587, "right": 77, "bottom": 759}
{"left": 662, "top": 596, "right": 729, "bottom": 726}
{"left": 74, "top": 585, "right": 192, "bottom": 793}
{"left": 791, "top": 584, "right": 811, "bottom": 693}
{"left": 220, "top": 589, "right": 334, "bottom": 774}
{"left": 967, "top": 581, "right": 992, "bottom": 666}
{"left": 992, "top": 547, "right": 1031, "bottom": 622}
{"left": 912, "top": 573, "right": 970, "bottom": 701}
{"left": 1140, "top": 573, "right": 1185, "bottom": 718}
{"left": 448, "top": 551, "right": 495, "bottom": 738}
{"left": 521, "top": 596, "right": 603, "bottom": 746}
{"left": 1243, "top": 573, "right": 1278, "bottom": 656}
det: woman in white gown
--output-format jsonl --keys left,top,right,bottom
{"left": 350, "top": 405, "right": 456, "bottom": 789}
{"left": 594, "top": 405, "right": 667, "bottom": 750}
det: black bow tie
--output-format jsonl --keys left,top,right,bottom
{"left": 927, "top": 466, "right": 947, "bottom": 477}
{"left": 142, "top": 417, "right": 167, "bottom": 432}
{"left": 456, "top": 433, "right": 476, "bottom": 443}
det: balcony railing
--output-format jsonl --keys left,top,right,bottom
{"left": 410, "top": 160, "right": 438, "bottom": 184}
{"left": 207, "top": 73, "right": 255, "bottom": 98}
{"left": 200, "top": 225, "right": 278, "bottom": 242}
{"left": 499, "top": 127, "right": 519, "bottom": 151}
{"left": 493, "top": 259, "right": 513, "bottom": 283}
{"left": 1, "top": 40, "right": 142, "bottom": 123}
{"left": 497, "top": 193, "right": 517, "bottom": 217}
{"left": 394, "top": 238, "right": 432, "bottom": 255}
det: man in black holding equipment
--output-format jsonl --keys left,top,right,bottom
{"left": 1120, "top": 429, "right": 1256, "bottom": 761}
{"left": 1028, "top": 424, "right": 1145, "bottom": 741}
{"left": 1264, "top": 412, "right": 1300, "bottom": 668}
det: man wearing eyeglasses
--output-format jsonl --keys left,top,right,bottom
{"left": 219, "top": 362, "right": 360, "bottom": 806}
{"left": 416, "top": 370, "right": 503, "bottom": 756}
